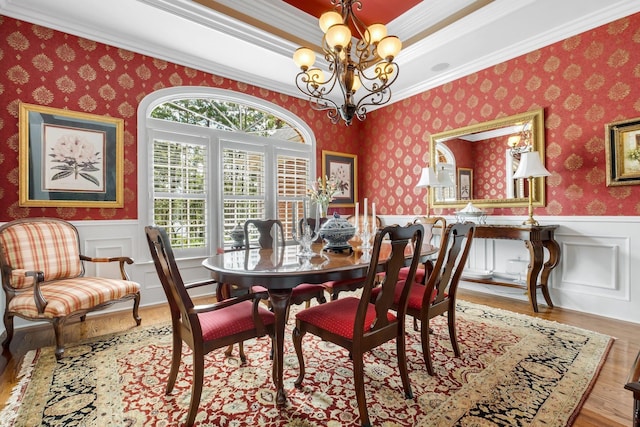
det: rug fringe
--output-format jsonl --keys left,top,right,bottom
{"left": 0, "top": 349, "right": 40, "bottom": 427}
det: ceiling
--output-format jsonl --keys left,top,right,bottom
{"left": 2, "top": 0, "right": 640, "bottom": 110}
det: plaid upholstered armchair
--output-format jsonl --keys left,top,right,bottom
{"left": 0, "top": 217, "right": 141, "bottom": 359}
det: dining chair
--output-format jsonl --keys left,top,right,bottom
{"left": 145, "top": 226, "right": 275, "bottom": 427}
{"left": 372, "top": 222, "right": 475, "bottom": 375}
{"left": 292, "top": 223, "right": 424, "bottom": 427}
{"left": 0, "top": 217, "right": 141, "bottom": 360}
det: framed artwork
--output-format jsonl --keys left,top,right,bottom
{"left": 19, "top": 103, "right": 124, "bottom": 207}
{"left": 605, "top": 117, "right": 640, "bottom": 186}
{"left": 321, "top": 150, "right": 357, "bottom": 207}
{"left": 457, "top": 167, "right": 473, "bottom": 200}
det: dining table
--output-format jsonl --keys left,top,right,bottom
{"left": 202, "top": 240, "right": 437, "bottom": 406}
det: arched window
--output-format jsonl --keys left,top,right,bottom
{"left": 138, "top": 87, "right": 315, "bottom": 257}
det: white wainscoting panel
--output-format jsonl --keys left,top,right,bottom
{"left": 2, "top": 215, "right": 640, "bottom": 340}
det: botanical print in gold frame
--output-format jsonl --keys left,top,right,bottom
{"left": 321, "top": 150, "right": 357, "bottom": 207}
{"left": 605, "top": 117, "right": 640, "bottom": 186}
{"left": 19, "top": 103, "right": 124, "bottom": 207}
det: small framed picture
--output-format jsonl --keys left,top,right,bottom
{"left": 605, "top": 117, "right": 640, "bottom": 186}
{"left": 19, "top": 103, "right": 124, "bottom": 207}
{"left": 457, "top": 168, "right": 473, "bottom": 200}
{"left": 321, "top": 150, "right": 357, "bottom": 207}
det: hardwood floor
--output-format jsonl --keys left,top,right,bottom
{"left": 0, "top": 289, "right": 637, "bottom": 426}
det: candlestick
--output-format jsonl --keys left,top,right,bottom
{"left": 354, "top": 202, "right": 359, "bottom": 232}
{"left": 363, "top": 198, "right": 368, "bottom": 227}
{"left": 371, "top": 202, "right": 376, "bottom": 233}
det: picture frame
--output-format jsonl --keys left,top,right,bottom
{"left": 19, "top": 103, "right": 124, "bottom": 207}
{"left": 605, "top": 116, "right": 640, "bottom": 186}
{"left": 321, "top": 150, "right": 357, "bottom": 207}
{"left": 457, "top": 167, "right": 473, "bottom": 200}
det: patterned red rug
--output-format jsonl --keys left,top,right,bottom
{"left": 1, "top": 300, "right": 612, "bottom": 426}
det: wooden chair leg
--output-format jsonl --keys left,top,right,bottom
{"left": 396, "top": 329, "right": 413, "bottom": 399}
{"left": 166, "top": 332, "right": 182, "bottom": 394}
{"left": 185, "top": 350, "right": 205, "bottom": 427}
{"left": 421, "top": 317, "right": 435, "bottom": 376}
{"left": 352, "top": 353, "right": 371, "bottom": 427}
{"left": 52, "top": 318, "right": 66, "bottom": 360}
{"left": 448, "top": 306, "right": 460, "bottom": 357}
{"left": 132, "top": 292, "right": 142, "bottom": 325}
{"left": 292, "top": 325, "right": 306, "bottom": 388}
{"left": 2, "top": 314, "right": 14, "bottom": 350}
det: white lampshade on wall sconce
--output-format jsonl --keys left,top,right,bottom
{"left": 513, "top": 151, "right": 551, "bottom": 225}
{"left": 416, "top": 167, "right": 439, "bottom": 217}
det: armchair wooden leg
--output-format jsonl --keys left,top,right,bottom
{"left": 52, "top": 319, "right": 66, "bottom": 360}
{"left": 132, "top": 292, "right": 142, "bottom": 326}
{"left": 2, "top": 314, "right": 14, "bottom": 350}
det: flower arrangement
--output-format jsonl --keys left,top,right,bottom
{"left": 307, "top": 175, "right": 348, "bottom": 209}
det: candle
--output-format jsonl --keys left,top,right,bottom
{"left": 363, "top": 198, "right": 368, "bottom": 226}
{"left": 372, "top": 202, "right": 376, "bottom": 233}
{"left": 355, "top": 202, "right": 359, "bottom": 231}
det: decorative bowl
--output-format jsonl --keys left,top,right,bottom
{"left": 455, "top": 202, "right": 487, "bottom": 224}
{"left": 319, "top": 213, "right": 356, "bottom": 253}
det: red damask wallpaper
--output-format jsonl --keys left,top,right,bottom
{"left": 1, "top": 12, "right": 640, "bottom": 222}
{"left": 0, "top": 15, "right": 358, "bottom": 221}
{"left": 362, "top": 13, "right": 640, "bottom": 217}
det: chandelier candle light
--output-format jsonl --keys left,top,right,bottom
{"left": 292, "top": 0, "right": 402, "bottom": 126}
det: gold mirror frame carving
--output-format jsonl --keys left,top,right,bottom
{"left": 430, "top": 108, "right": 546, "bottom": 209}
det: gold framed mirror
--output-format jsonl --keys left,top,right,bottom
{"left": 429, "top": 108, "right": 546, "bottom": 209}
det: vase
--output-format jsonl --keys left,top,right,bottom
{"left": 318, "top": 201, "right": 329, "bottom": 218}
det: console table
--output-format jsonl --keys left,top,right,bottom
{"left": 463, "top": 224, "right": 561, "bottom": 312}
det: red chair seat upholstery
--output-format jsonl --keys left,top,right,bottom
{"left": 295, "top": 296, "right": 396, "bottom": 339}
{"left": 371, "top": 280, "right": 440, "bottom": 312}
{"left": 199, "top": 300, "right": 274, "bottom": 341}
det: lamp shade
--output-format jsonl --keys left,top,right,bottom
{"left": 319, "top": 11, "right": 343, "bottom": 33}
{"left": 513, "top": 151, "right": 550, "bottom": 179}
{"left": 325, "top": 24, "right": 351, "bottom": 50}
{"left": 365, "top": 23, "right": 387, "bottom": 44}
{"left": 293, "top": 47, "right": 316, "bottom": 70}
{"left": 377, "top": 35, "right": 402, "bottom": 60}
{"left": 416, "top": 167, "right": 438, "bottom": 188}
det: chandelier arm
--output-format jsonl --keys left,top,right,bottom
{"left": 357, "top": 61, "right": 399, "bottom": 91}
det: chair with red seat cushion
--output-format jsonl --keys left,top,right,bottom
{"left": 145, "top": 226, "right": 275, "bottom": 427}
{"left": 371, "top": 222, "right": 475, "bottom": 375}
{"left": 397, "top": 216, "right": 446, "bottom": 285}
{"left": 0, "top": 217, "right": 141, "bottom": 360}
{"left": 292, "top": 223, "right": 424, "bottom": 427}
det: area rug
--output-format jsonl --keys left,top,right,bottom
{"left": 0, "top": 300, "right": 613, "bottom": 426}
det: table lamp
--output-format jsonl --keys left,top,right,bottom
{"left": 416, "top": 167, "right": 438, "bottom": 217}
{"left": 512, "top": 151, "right": 550, "bottom": 225}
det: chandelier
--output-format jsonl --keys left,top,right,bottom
{"left": 292, "top": 0, "right": 402, "bottom": 126}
